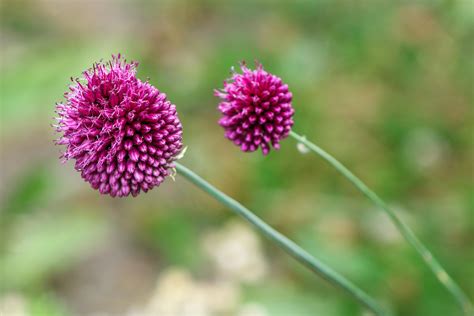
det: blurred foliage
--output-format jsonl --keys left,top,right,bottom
{"left": 0, "top": 0, "right": 473, "bottom": 315}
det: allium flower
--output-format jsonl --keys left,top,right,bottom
{"left": 55, "top": 55, "right": 183, "bottom": 197}
{"left": 215, "top": 63, "right": 294, "bottom": 155}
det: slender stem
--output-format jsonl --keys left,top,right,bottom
{"left": 289, "top": 130, "right": 474, "bottom": 315}
{"left": 175, "top": 162, "right": 385, "bottom": 315}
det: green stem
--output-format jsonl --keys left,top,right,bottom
{"left": 289, "top": 130, "right": 473, "bottom": 315}
{"left": 175, "top": 162, "right": 385, "bottom": 316}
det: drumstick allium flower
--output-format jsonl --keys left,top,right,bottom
{"left": 215, "top": 61, "right": 472, "bottom": 313}
{"left": 51, "top": 55, "right": 385, "bottom": 314}
{"left": 55, "top": 54, "right": 183, "bottom": 197}
{"left": 215, "top": 63, "right": 294, "bottom": 155}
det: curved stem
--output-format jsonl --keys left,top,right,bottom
{"left": 175, "top": 162, "right": 385, "bottom": 315}
{"left": 289, "top": 130, "right": 473, "bottom": 315}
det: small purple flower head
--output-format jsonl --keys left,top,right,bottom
{"left": 215, "top": 62, "right": 294, "bottom": 155}
{"left": 55, "top": 54, "right": 183, "bottom": 197}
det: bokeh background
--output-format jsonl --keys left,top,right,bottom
{"left": 1, "top": 0, "right": 473, "bottom": 315}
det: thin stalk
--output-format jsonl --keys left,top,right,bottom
{"left": 289, "top": 130, "right": 473, "bottom": 315}
{"left": 175, "top": 162, "right": 385, "bottom": 316}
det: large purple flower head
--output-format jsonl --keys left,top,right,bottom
{"left": 55, "top": 55, "right": 183, "bottom": 197}
{"left": 215, "top": 63, "right": 294, "bottom": 155}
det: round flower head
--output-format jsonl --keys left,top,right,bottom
{"left": 55, "top": 55, "right": 183, "bottom": 197}
{"left": 215, "top": 63, "right": 294, "bottom": 155}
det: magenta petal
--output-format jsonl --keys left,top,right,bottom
{"left": 55, "top": 55, "right": 183, "bottom": 197}
{"left": 215, "top": 62, "right": 294, "bottom": 155}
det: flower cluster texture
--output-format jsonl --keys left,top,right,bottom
{"left": 215, "top": 63, "right": 294, "bottom": 155}
{"left": 55, "top": 55, "right": 183, "bottom": 197}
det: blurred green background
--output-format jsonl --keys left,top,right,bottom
{"left": 1, "top": 0, "right": 473, "bottom": 315}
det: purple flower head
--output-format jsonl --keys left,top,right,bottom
{"left": 215, "top": 62, "right": 294, "bottom": 155}
{"left": 55, "top": 54, "right": 183, "bottom": 197}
